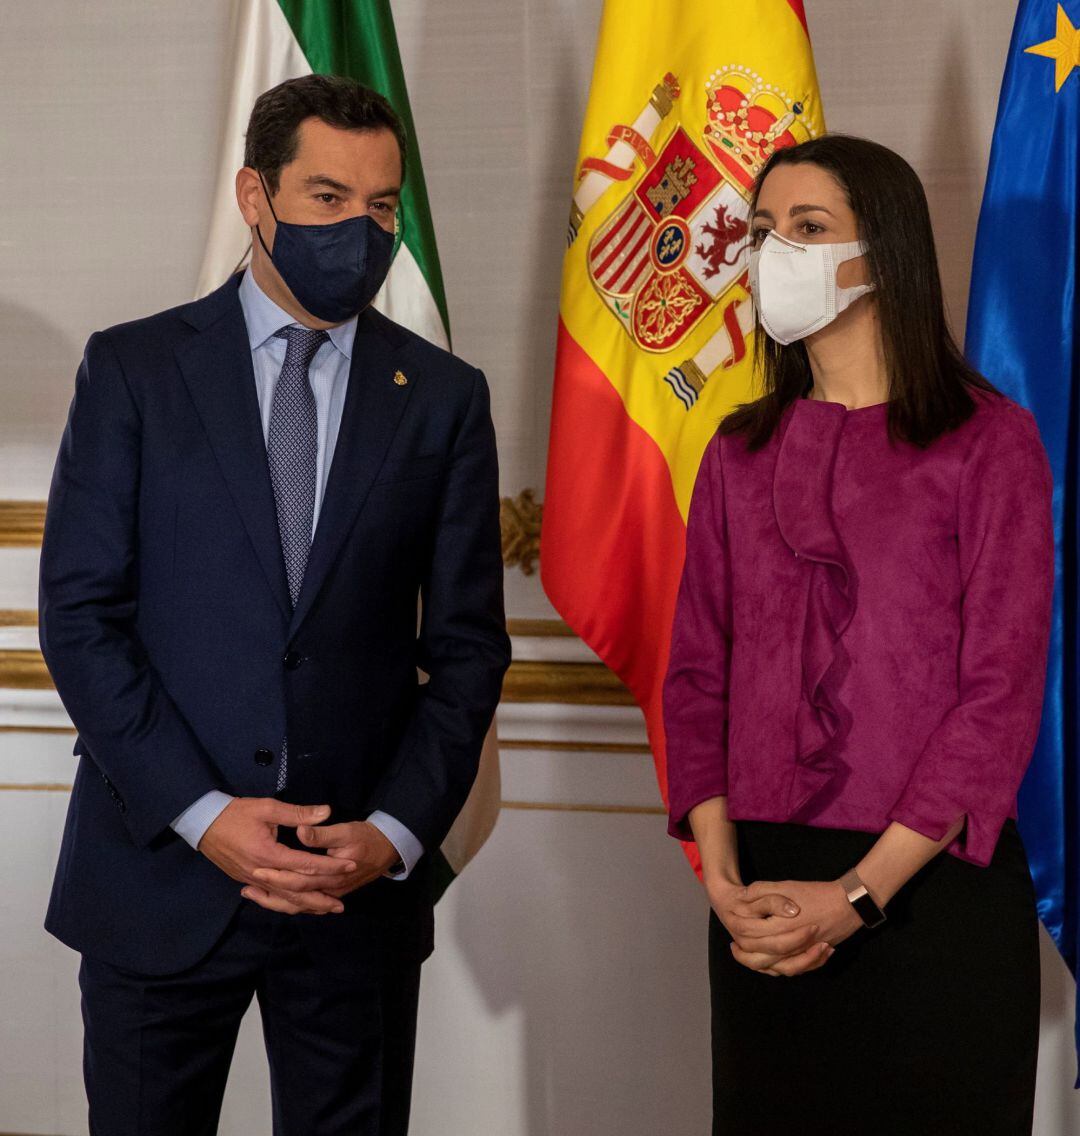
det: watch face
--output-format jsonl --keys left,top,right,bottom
{"left": 851, "top": 890, "right": 887, "bottom": 929}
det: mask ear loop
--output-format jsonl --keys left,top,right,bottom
{"left": 832, "top": 240, "right": 875, "bottom": 307}
{"left": 253, "top": 170, "right": 280, "bottom": 261}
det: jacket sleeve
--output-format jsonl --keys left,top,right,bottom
{"left": 39, "top": 332, "right": 225, "bottom": 848}
{"left": 369, "top": 367, "right": 511, "bottom": 852}
{"left": 887, "top": 403, "right": 1054, "bottom": 866}
{"left": 664, "top": 431, "right": 733, "bottom": 840}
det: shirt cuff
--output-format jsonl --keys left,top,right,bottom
{"left": 170, "top": 790, "right": 235, "bottom": 850}
{"left": 366, "top": 810, "right": 424, "bottom": 880}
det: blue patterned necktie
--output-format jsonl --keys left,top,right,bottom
{"left": 268, "top": 325, "right": 327, "bottom": 790}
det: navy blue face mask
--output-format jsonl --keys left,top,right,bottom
{"left": 255, "top": 172, "right": 396, "bottom": 323}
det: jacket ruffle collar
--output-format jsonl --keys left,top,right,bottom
{"left": 772, "top": 398, "right": 865, "bottom": 817}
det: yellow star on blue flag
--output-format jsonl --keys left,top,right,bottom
{"left": 1025, "top": 3, "right": 1080, "bottom": 91}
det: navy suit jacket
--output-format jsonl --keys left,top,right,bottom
{"left": 40, "top": 276, "right": 510, "bottom": 976}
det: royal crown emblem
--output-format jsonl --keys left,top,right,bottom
{"left": 571, "top": 67, "right": 816, "bottom": 407}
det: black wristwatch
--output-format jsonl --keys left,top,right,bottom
{"left": 839, "top": 869, "right": 887, "bottom": 929}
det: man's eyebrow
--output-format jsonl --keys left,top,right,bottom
{"left": 368, "top": 185, "right": 401, "bottom": 199}
{"left": 303, "top": 174, "right": 353, "bottom": 194}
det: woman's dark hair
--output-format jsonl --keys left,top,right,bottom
{"left": 721, "top": 134, "right": 996, "bottom": 449}
{"left": 244, "top": 74, "right": 407, "bottom": 193}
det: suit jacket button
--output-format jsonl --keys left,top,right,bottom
{"left": 254, "top": 748, "right": 274, "bottom": 766}
{"left": 284, "top": 650, "right": 302, "bottom": 670}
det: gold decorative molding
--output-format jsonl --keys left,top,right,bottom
{"left": 505, "top": 617, "right": 574, "bottom": 637}
{"left": 0, "top": 783, "right": 74, "bottom": 793}
{"left": 500, "top": 739, "right": 650, "bottom": 754}
{"left": 0, "top": 783, "right": 664, "bottom": 817}
{"left": 5, "top": 496, "right": 557, "bottom": 579}
{"left": 5, "top": 612, "right": 579, "bottom": 639}
{"left": 0, "top": 650, "right": 52, "bottom": 690}
{"left": 0, "top": 646, "right": 634, "bottom": 706}
{"left": 0, "top": 501, "right": 46, "bottom": 547}
{"left": 501, "top": 800, "right": 665, "bottom": 816}
{"left": 0, "top": 609, "right": 37, "bottom": 627}
{"left": 500, "top": 488, "right": 542, "bottom": 576}
{"left": 501, "top": 660, "right": 633, "bottom": 705}
{"left": 0, "top": 725, "right": 75, "bottom": 735}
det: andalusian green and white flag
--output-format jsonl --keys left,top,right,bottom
{"left": 197, "top": 0, "right": 501, "bottom": 898}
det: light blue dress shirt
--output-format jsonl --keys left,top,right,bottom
{"left": 169, "top": 269, "right": 423, "bottom": 880}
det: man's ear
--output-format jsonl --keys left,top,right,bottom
{"left": 235, "top": 167, "right": 264, "bottom": 228}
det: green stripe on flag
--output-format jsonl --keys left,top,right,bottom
{"left": 276, "top": 0, "right": 450, "bottom": 338}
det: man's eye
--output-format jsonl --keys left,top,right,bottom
{"left": 370, "top": 202, "right": 392, "bottom": 214}
{"left": 316, "top": 193, "right": 339, "bottom": 205}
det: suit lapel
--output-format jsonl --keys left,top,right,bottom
{"left": 174, "top": 280, "right": 293, "bottom": 621}
{"left": 288, "top": 311, "right": 417, "bottom": 636}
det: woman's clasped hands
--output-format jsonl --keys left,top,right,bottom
{"left": 707, "top": 876, "right": 866, "bottom": 977}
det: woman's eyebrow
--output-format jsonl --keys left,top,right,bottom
{"left": 789, "top": 203, "right": 835, "bottom": 217}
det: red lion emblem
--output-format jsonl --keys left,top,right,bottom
{"left": 694, "top": 203, "right": 750, "bottom": 279}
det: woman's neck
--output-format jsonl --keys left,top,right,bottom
{"left": 803, "top": 300, "right": 889, "bottom": 409}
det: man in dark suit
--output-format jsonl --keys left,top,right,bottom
{"left": 39, "top": 75, "right": 509, "bottom": 1136}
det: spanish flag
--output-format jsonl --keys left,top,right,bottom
{"left": 542, "top": 1, "right": 825, "bottom": 868}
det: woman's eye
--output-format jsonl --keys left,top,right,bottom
{"left": 751, "top": 227, "right": 771, "bottom": 245}
{"left": 800, "top": 222, "right": 824, "bottom": 236}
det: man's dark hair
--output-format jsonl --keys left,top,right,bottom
{"left": 244, "top": 74, "right": 407, "bottom": 193}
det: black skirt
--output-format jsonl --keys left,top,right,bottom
{"left": 709, "top": 820, "right": 1040, "bottom": 1136}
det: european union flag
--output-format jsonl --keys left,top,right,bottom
{"left": 966, "top": 0, "right": 1080, "bottom": 1080}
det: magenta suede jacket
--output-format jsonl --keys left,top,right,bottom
{"left": 663, "top": 389, "right": 1054, "bottom": 866}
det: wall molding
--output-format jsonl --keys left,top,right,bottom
{"left": 1, "top": 500, "right": 630, "bottom": 706}
{"left": 500, "top": 739, "right": 649, "bottom": 753}
{"left": 0, "top": 501, "right": 46, "bottom": 547}
{"left": 4, "top": 613, "right": 577, "bottom": 637}
{"left": 0, "top": 609, "right": 632, "bottom": 707}
{"left": 0, "top": 610, "right": 36, "bottom": 627}
{"left": 0, "top": 646, "right": 632, "bottom": 704}
{"left": 501, "top": 800, "right": 665, "bottom": 816}
{"left": 0, "top": 650, "right": 52, "bottom": 690}
{"left": 505, "top": 617, "right": 574, "bottom": 637}
{"left": 3, "top": 617, "right": 576, "bottom": 638}
{"left": 3, "top": 497, "right": 553, "bottom": 577}
{"left": 501, "top": 660, "right": 632, "bottom": 704}
{"left": 0, "top": 783, "right": 664, "bottom": 817}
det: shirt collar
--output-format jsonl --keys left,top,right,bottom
{"left": 237, "top": 268, "right": 357, "bottom": 360}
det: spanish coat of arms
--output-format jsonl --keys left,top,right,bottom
{"left": 569, "top": 67, "right": 816, "bottom": 408}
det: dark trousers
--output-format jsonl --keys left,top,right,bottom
{"left": 79, "top": 901, "right": 421, "bottom": 1136}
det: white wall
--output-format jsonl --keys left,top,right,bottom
{"left": 1, "top": 1, "right": 1078, "bottom": 1133}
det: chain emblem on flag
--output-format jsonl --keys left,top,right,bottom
{"left": 577, "top": 65, "right": 817, "bottom": 407}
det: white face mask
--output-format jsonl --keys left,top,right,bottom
{"left": 748, "top": 230, "right": 874, "bottom": 345}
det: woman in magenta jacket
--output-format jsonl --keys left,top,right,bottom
{"left": 663, "top": 134, "right": 1054, "bottom": 1136}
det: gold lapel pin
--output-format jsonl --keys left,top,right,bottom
{"left": 393, "top": 370, "right": 408, "bottom": 386}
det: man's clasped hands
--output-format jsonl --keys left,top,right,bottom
{"left": 199, "top": 798, "right": 400, "bottom": 915}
